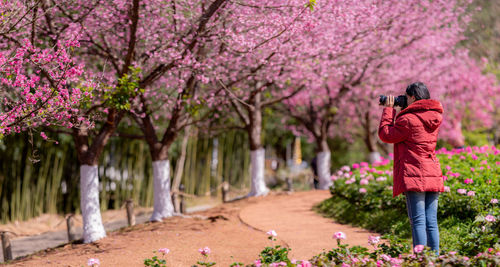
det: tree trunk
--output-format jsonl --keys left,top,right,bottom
{"left": 447, "top": 121, "right": 465, "bottom": 148}
{"left": 316, "top": 138, "right": 332, "bottom": 190}
{"left": 247, "top": 93, "right": 269, "bottom": 196}
{"left": 171, "top": 126, "right": 190, "bottom": 213}
{"left": 74, "top": 111, "right": 123, "bottom": 243}
{"left": 248, "top": 148, "right": 268, "bottom": 196}
{"left": 363, "top": 111, "right": 381, "bottom": 163}
{"left": 80, "top": 165, "right": 106, "bottom": 243}
{"left": 150, "top": 159, "right": 174, "bottom": 222}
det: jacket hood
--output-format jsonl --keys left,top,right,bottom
{"left": 397, "top": 99, "right": 443, "bottom": 131}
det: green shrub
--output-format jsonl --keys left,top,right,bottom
{"left": 318, "top": 146, "right": 499, "bottom": 256}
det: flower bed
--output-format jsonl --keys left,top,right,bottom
{"left": 317, "top": 145, "right": 499, "bottom": 256}
{"left": 86, "top": 230, "right": 500, "bottom": 266}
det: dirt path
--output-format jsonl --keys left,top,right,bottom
{"left": 239, "top": 190, "right": 375, "bottom": 261}
{"left": 0, "top": 205, "right": 215, "bottom": 263}
{"left": 4, "top": 191, "right": 376, "bottom": 266}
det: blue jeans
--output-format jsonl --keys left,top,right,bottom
{"left": 405, "top": 191, "right": 440, "bottom": 253}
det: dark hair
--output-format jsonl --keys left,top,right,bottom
{"left": 406, "top": 82, "right": 430, "bottom": 100}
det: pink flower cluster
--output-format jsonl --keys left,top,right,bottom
{"left": 333, "top": 231, "right": 346, "bottom": 240}
{"left": 198, "top": 246, "right": 211, "bottom": 256}
{"left": 87, "top": 258, "right": 100, "bottom": 266}
{"left": 0, "top": 37, "right": 89, "bottom": 136}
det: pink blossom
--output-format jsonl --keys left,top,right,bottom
{"left": 345, "top": 178, "right": 356, "bottom": 185}
{"left": 266, "top": 230, "right": 277, "bottom": 237}
{"left": 380, "top": 254, "right": 391, "bottom": 261}
{"left": 333, "top": 231, "right": 346, "bottom": 240}
{"left": 414, "top": 244, "right": 425, "bottom": 253}
{"left": 352, "top": 163, "right": 360, "bottom": 169}
{"left": 376, "top": 176, "right": 387, "bottom": 182}
{"left": 457, "top": 189, "right": 467, "bottom": 194}
{"left": 297, "top": 260, "right": 312, "bottom": 267}
{"left": 449, "top": 251, "right": 457, "bottom": 255}
{"left": 444, "top": 186, "right": 450, "bottom": 192}
{"left": 442, "top": 175, "right": 448, "bottom": 181}
{"left": 368, "top": 235, "right": 380, "bottom": 246}
{"left": 40, "top": 132, "right": 48, "bottom": 140}
{"left": 158, "top": 248, "right": 170, "bottom": 254}
{"left": 340, "top": 166, "right": 351, "bottom": 172}
{"left": 446, "top": 165, "right": 452, "bottom": 170}
{"left": 198, "top": 247, "right": 211, "bottom": 256}
{"left": 254, "top": 259, "right": 262, "bottom": 267}
{"left": 87, "top": 258, "right": 100, "bottom": 266}
{"left": 471, "top": 154, "right": 478, "bottom": 160}
{"left": 390, "top": 258, "right": 403, "bottom": 265}
{"left": 491, "top": 199, "right": 498, "bottom": 204}
{"left": 360, "top": 179, "right": 369, "bottom": 185}
{"left": 341, "top": 263, "right": 350, "bottom": 267}
{"left": 470, "top": 167, "right": 475, "bottom": 172}
{"left": 359, "top": 188, "right": 367, "bottom": 194}
{"left": 485, "top": 215, "right": 496, "bottom": 222}
{"left": 467, "top": 191, "right": 475, "bottom": 197}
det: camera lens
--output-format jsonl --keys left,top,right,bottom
{"left": 379, "top": 95, "right": 387, "bottom": 105}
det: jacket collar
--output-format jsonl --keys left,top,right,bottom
{"left": 397, "top": 99, "right": 443, "bottom": 118}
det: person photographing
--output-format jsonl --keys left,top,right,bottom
{"left": 378, "top": 82, "right": 444, "bottom": 254}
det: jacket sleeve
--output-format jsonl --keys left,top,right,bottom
{"left": 378, "top": 107, "right": 410, "bottom": 144}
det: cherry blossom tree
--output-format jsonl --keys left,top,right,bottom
{"left": 26, "top": 0, "right": 189, "bottom": 242}
{"left": 212, "top": 0, "right": 315, "bottom": 196}
{"left": 127, "top": 0, "right": 229, "bottom": 222}
{"left": 281, "top": 0, "right": 481, "bottom": 187}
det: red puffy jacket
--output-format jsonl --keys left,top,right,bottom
{"left": 378, "top": 99, "right": 444, "bottom": 197}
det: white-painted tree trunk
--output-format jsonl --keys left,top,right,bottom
{"left": 248, "top": 148, "right": 269, "bottom": 196}
{"left": 150, "top": 160, "right": 175, "bottom": 222}
{"left": 317, "top": 151, "right": 332, "bottom": 189}
{"left": 368, "top": 151, "right": 382, "bottom": 164}
{"left": 80, "top": 165, "right": 106, "bottom": 243}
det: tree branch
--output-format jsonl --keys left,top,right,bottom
{"left": 120, "top": 0, "right": 140, "bottom": 76}
{"left": 261, "top": 84, "right": 305, "bottom": 107}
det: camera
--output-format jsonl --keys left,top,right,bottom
{"left": 379, "top": 95, "right": 407, "bottom": 109}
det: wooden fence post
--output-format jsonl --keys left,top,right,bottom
{"left": 179, "top": 184, "right": 186, "bottom": 214}
{"left": 66, "top": 214, "right": 77, "bottom": 242}
{"left": 286, "top": 177, "right": 293, "bottom": 192}
{"left": 221, "top": 181, "right": 229, "bottom": 203}
{"left": 1, "top": 231, "right": 13, "bottom": 261}
{"left": 126, "top": 199, "right": 136, "bottom": 226}
{"left": 172, "top": 192, "right": 180, "bottom": 213}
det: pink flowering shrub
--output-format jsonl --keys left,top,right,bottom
{"left": 319, "top": 145, "right": 499, "bottom": 256}
{"left": 139, "top": 234, "right": 500, "bottom": 266}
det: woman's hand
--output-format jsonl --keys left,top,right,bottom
{"left": 384, "top": 95, "right": 395, "bottom": 108}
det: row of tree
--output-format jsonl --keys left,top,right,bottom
{"left": 1, "top": 0, "right": 498, "bottom": 243}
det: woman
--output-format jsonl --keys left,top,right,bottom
{"left": 378, "top": 82, "right": 444, "bottom": 253}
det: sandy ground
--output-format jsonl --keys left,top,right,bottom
{"left": 3, "top": 190, "right": 376, "bottom": 266}
{"left": 0, "top": 196, "right": 222, "bottom": 239}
